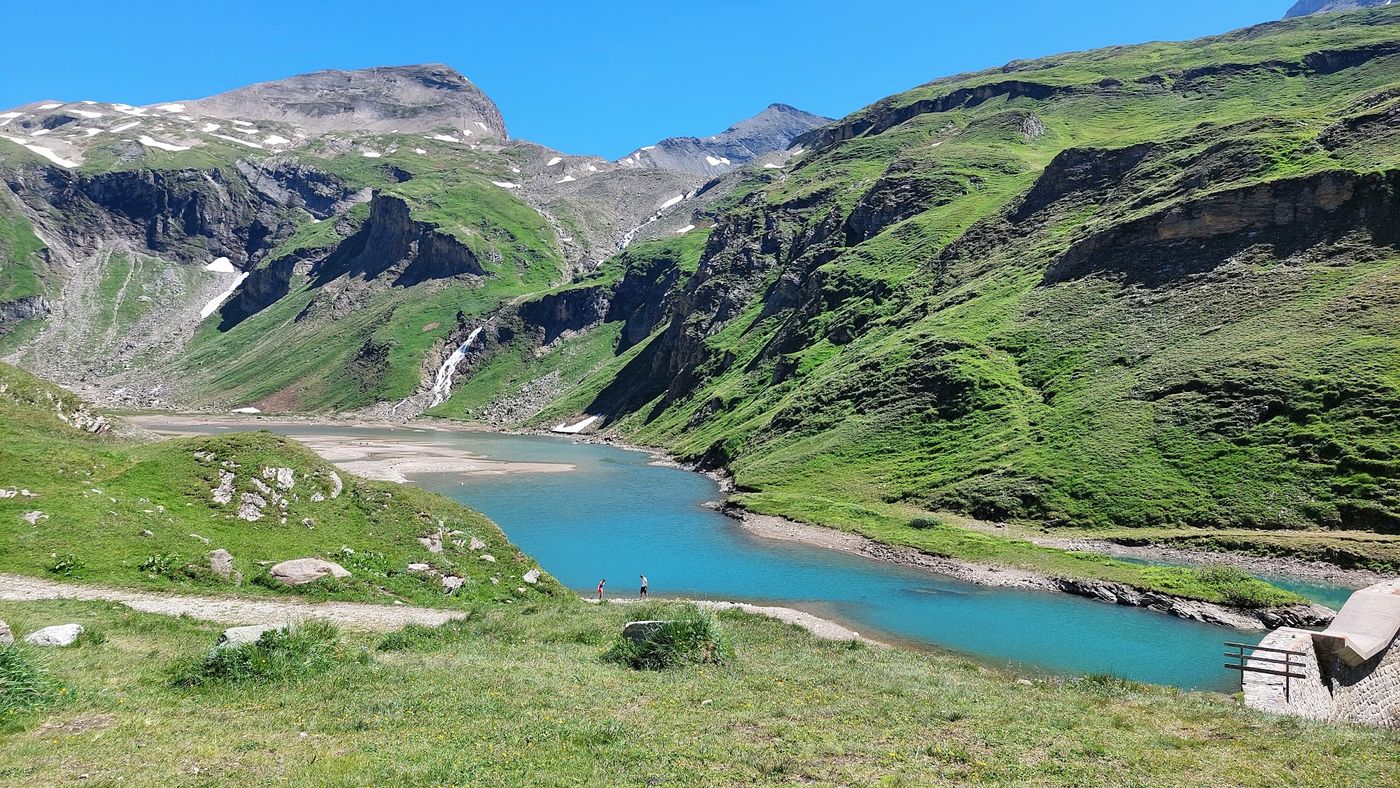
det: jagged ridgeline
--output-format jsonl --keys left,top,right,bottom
{"left": 0, "top": 64, "right": 821, "bottom": 413}
{"left": 3, "top": 9, "right": 1400, "bottom": 538}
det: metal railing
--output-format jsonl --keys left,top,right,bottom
{"left": 1224, "top": 641, "right": 1308, "bottom": 701}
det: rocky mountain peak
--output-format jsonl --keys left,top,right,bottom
{"left": 1285, "top": 0, "right": 1395, "bottom": 17}
{"left": 616, "top": 103, "right": 830, "bottom": 175}
{"left": 184, "top": 63, "right": 507, "bottom": 137}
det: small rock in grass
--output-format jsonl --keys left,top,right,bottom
{"left": 406, "top": 563, "right": 432, "bottom": 573}
{"left": 418, "top": 532, "right": 443, "bottom": 554}
{"left": 208, "top": 549, "right": 234, "bottom": 579}
{"left": 0, "top": 620, "right": 12, "bottom": 644}
{"left": 441, "top": 576, "right": 464, "bottom": 593}
{"left": 268, "top": 558, "right": 351, "bottom": 586}
{"left": 468, "top": 537, "right": 486, "bottom": 551}
{"left": 22, "top": 510, "right": 47, "bottom": 525}
{"left": 480, "top": 554, "right": 496, "bottom": 563}
{"left": 139, "top": 529, "right": 154, "bottom": 537}
{"left": 26, "top": 623, "right": 84, "bottom": 647}
{"left": 523, "top": 568, "right": 541, "bottom": 585}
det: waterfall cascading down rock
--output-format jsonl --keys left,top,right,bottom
{"left": 429, "top": 325, "right": 485, "bottom": 407}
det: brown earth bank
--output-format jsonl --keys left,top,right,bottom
{"left": 729, "top": 508, "right": 1334, "bottom": 633}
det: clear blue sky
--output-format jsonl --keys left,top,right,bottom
{"left": 1, "top": 0, "right": 1293, "bottom": 158}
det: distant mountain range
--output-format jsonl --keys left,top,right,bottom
{"left": 616, "top": 103, "right": 830, "bottom": 175}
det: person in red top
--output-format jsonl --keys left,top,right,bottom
{"left": 597, "top": 578, "right": 606, "bottom": 600}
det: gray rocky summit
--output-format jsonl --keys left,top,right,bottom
{"left": 1285, "top": 0, "right": 1395, "bottom": 17}
{"left": 186, "top": 64, "right": 507, "bottom": 137}
{"left": 619, "top": 103, "right": 829, "bottom": 175}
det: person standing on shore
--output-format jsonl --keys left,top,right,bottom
{"left": 639, "top": 574, "right": 648, "bottom": 598}
{"left": 597, "top": 578, "right": 606, "bottom": 600}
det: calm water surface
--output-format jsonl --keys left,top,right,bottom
{"left": 193, "top": 423, "right": 1349, "bottom": 691}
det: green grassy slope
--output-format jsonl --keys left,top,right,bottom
{"left": 177, "top": 146, "right": 567, "bottom": 411}
{"left": 492, "top": 9, "right": 1400, "bottom": 565}
{"left": 0, "top": 362, "right": 559, "bottom": 605}
{"left": 2, "top": 598, "right": 1397, "bottom": 785}
{"left": 0, "top": 195, "right": 46, "bottom": 303}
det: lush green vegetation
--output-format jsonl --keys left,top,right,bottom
{"left": 455, "top": 9, "right": 1400, "bottom": 575}
{"left": 0, "top": 644, "right": 57, "bottom": 718}
{"left": 170, "top": 621, "right": 366, "bottom": 688}
{"left": 601, "top": 606, "right": 735, "bottom": 670}
{"left": 3, "top": 598, "right": 1398, "bottom": 784}
{"left": 0, "top": 362, "right": 559, "bottom": 606}
{"left": 0, "top": 198, "right": 46, "bottom": 302}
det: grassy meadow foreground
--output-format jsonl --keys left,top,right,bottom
{"left": 3, "top": 599, "right": 1399, "bottom": 786}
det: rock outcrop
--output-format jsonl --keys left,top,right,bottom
{"left": 185, "top": 64, "right": 507, "bottom": 137}
{"left": 1285, "top": 0, "right": 1395, "bottom": 18}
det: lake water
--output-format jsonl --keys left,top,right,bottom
{"left": 189, "top": 422, "right": 1357, "bottom": 691}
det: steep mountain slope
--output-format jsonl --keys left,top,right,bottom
{"left": 617, "top": 103, "right": 829, "bottom": 175}
{"left": 433, "top": 8, "right": 1400, "bottom": 561}
{"left": 0, "top": 65, "right": 721, "bottom": 411}
{"left": 1287, "top": 0, "right": 1395, "bottom": 17}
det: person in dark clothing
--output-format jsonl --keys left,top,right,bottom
{"left": 639, "top": 574, "right": 648, "bottom": 598}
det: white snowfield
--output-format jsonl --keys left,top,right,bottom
{"left": 205, "top": 257, "right": 236, "bottom": 273}
{"left": 208, "top": 132, "right": 263, "bottom": 149}
{"left": 201, "top": 122, "right": 220, "bottom": 132}
{"left": 551, "top": 415, "right": 599, "bottom": 434}
{"left": 555, "top": 175, "right": 576, "bottom": 183}
{"left": 674, "top": 224, "right": 696, "bottom": 234}
{"left": 263, "top": 134, "right": 291, "bottom": 145}
{"left": 230, "top": 407, "right": 261, "bottom": 414}
{"left": 139, "top": 135, "right": 190, "bottom": 152}
{"left": 763, "top": 162, "right": 783, "bottom": 169}
{"left": 200, "top": 272, "right": 250, "bottom": 319}
{"left": 705, "top": 155, "right": 732, "bottom": 167}
{"left": 546, "top": 156, "right": 562, "bottom": 166}
{"left": 431, "top": 134, "right": 460, "bottom": 143}
{"left": 69, "top": 109, "right": 104, "bottom": 119}
{"left": 658, "top": 194, "right": 684, "bottom": 210}
{"left": 361, "top": 150, "right": 382, "bottom": 158}
{"left": 0, "top": 134, "right": 77, "bottom": 168}
{"left": 491, "top": 181, "right": 521, "bottom": 189}
{"left": 158, "top": 103, "right": 186, "bottom": 113}
{"left": 110, "top": 121, "right": 140, "bottom": 133}
{"left": 37, "top": 102, "right": 62, "bottom": 110}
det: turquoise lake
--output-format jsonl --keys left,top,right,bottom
{"left": 197, "top": 423, "right": 1358, "bottom": 691}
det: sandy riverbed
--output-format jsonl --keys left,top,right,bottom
{"left": 128, "top": 414, "right": 576, "bottom": 483}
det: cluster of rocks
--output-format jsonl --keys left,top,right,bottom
{"left": 1, "top": 620, "right": 85, "bottom": 647}
{"left": 199, "top": 451, "right": 343, "bottom": 524}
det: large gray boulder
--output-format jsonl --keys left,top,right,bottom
{"left": 622, "top": 620, "right": 672, "bottom": 644}
{"left": 0, "top": 620, "right": 12, "bottom": 644}
{"left": 217, "top": 623, "right": 287, "bottom": 648}
{"left": 268, "top": 558, "right": 351, "bottom": 586}
{"left": 25, "top": 623, "right": 83, "bottom": 647}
